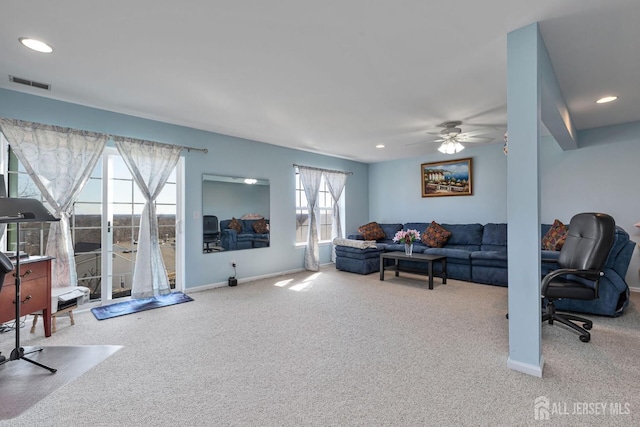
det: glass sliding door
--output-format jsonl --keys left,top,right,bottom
{"left": 99, "top": 149, "right": 179, "bottom": 302}
{"left": 7, "top": 145, "right": 181, "bottom": 304}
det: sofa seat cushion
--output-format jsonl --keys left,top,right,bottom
{"left": 541, "top": 250, "right": 561, "bottom": 262}
{"left": 471, "top": 250, "right": 507, "bottom": 268}
{"left": 423, "top": 247, "right": 471, "bottom": 262}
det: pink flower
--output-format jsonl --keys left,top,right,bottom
{"left": 393, "top": 229, "right": 421, "bottom": 244}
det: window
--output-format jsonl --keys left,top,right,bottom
{"left": 295, "top": 172, "right": 333, "bottom": 244}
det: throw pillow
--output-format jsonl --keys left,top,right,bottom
{"left": 421, "top": 221, "right": 452, "bottom": 248}
{"left": 358, "top": 222, "right": 386, "bottom": 241}
{"left": 542, "top": 219, "right": 568, "bottom": 251}
{"left": 252, "top": 218, "right": 269, "bottom": 234}
{"left": 228, "top": 217, "right": 243, "bottom": 233}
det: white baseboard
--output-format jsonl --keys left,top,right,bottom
{"left": 186, "top": 267, "right": 307, "bottom": 294}
{"left": 507, "top": 355, "right": 544, "bottom": 378}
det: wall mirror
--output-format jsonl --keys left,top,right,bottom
{"left": 202, "top": 174, "right": 270, "bottom": 253}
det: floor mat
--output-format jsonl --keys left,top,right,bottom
{"left": 90, "top": 292, "right": 193, "bottom": 320}
{"left": 0, "top": 345, "right": 122, "bottom": 420}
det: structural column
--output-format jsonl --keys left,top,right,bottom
{"left": 506, "top": 23, "right": 543, "bottom": 377}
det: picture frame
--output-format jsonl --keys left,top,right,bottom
{"left": 421, "top": 157, "right": 473, "bottom": 197}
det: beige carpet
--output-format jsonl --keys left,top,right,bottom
{"left": 0, "top": 266, "right": 638, "bottom": 426}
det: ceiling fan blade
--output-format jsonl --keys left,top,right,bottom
{"left": 462, "top": 136, "right": 495, "bottom": 143}
{"left": 460, "top": 127, "right": 499, "bottom": 137}
{"left": 405, "top": 138, "right": 445, "bottom": 147}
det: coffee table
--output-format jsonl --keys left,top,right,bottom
{"left": 379, "top": 252, "right": 447, "bottom": 289}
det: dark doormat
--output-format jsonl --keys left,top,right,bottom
{"left": 90, "top": 292, "right": 193, "bottom": 320}
{"left": 0, "top": 345, "right": 122, "bottom": 420}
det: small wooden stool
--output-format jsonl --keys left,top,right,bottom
{"left": 31, "top": 304, "right": 77, "bottom": 334}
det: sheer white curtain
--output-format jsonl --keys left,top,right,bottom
{"left": 298, "top": 166, "right": 323, "bottom": 271}
{"left": 0, "top": 118, "right": 107, "bottom": 288}
{"left": 323, "top": 171, "right": 348, "bottom": 262}
{"left": 114, "top": 137, "right": 181, "bottom": 299}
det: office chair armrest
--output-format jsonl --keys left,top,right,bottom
{"left": 541, "top": 268, "right": 603, "bottom": 295}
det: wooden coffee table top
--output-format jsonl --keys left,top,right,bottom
{"left": 380, "top": 252, "right": 446, "bottom": 261}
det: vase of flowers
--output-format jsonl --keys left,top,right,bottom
{"left": 393, "top": 229, "right": 421, "bottom": 256}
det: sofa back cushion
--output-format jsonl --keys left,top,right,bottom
{"left": 481, "top": 223, "right": 507, "bottom": 251}
{"left": 440, "top": 223, "right": 483, "bottom": 251}
{"left": 604, "top": 226, "right": 634, "bottom": 276}
{"left": 379, "top": 223, "right": 404, "bottom": 241}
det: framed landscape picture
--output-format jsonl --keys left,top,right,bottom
{"left": 421, "top": 157, "right": 473, "bottom": 197}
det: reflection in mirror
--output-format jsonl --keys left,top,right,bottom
{"left": 202, "top": 174, "right": 270, "bottom": 253}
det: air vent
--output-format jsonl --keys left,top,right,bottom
{"left": 9, "top": 75, "right": 51, "bottom": 90}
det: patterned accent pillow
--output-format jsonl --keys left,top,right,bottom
{"left": 252, "top": 218, "right": 269, "bottom": 234}
{"left": 228, "top": 217, "right": 243, "bottom": 233}
{"left": 358, "top": 222, "right": 386, "bottom": 241}
{"left": 542, "top": 219, "right": 568, "bottom": 251}
{"left": 421, "top": 221, "right": 452, "bottom": 248}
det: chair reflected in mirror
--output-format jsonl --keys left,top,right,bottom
{"left": 203, "top": 215, "right": 221, "bottom": 252}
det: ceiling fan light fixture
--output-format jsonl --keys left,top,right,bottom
{"left": 437, "top": 140, "right": 465, "bottom": 154}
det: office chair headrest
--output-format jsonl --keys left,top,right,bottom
{"left": 558, "top": 212, "right": 615, "bottom": 271}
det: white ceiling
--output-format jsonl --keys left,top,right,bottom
{"left": 1, "top": 1, "right": 639, "bottom": 163}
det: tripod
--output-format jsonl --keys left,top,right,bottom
{"left": 0, "top": 198, "right": 60, "bottom": 373}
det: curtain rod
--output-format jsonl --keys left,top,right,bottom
{"left": 1, "top": 117, "right": 208, "bottom": 154}
{"left": 292, "top": 163, "right": 353, "bottom": 175}
{"left": 113, "top": 135, "right": 208, "bottom": 154}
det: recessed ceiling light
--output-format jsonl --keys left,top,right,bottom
{"left": 596, "top": 96, "right": 618, "bottom": 104}
{"left": 375, "top": 144, "right": 385, "bottom": 148}
{"left": 19, "top": 37, "right": 53, "bottom": 53}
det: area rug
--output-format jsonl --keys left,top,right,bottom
{"left": 90, "top": 292, "right": 193, "bottom": 320}
{"left": 0, "top": 345, "right": 122, "bottom": 420}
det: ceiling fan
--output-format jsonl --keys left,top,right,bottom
{"left": 424, "top": 121, "right": 497, "bottom": 154}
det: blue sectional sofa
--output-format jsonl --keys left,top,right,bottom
{"left": 220, "top": 218, "right": 270, "bottom": 251}
{"left": 338, "top": 221, "right": 634, "bottom": 317}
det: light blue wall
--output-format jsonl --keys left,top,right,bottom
{"left": 0, "top": 88, "right": 370, "bottom": 288}
{"left": 369, "top": 143, "right": 507, "bottom": 225}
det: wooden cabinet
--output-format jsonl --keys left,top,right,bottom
{"left": 0, "top": 256, "right": 52, "bottom": 337}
